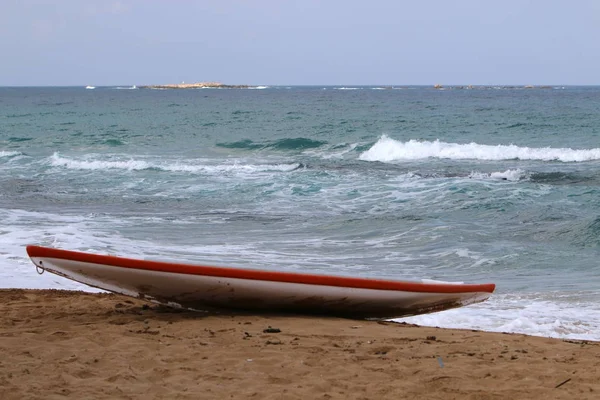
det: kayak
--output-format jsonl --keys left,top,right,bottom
{"left": 26, "top": 245, "right": 495, "bottom": 319}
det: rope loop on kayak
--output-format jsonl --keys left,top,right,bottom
{"left": 36, "top": 261, "right": 45, "bottom": 275}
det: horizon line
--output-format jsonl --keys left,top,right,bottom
{"left": 1, "top": 83, "right": 599, "bottom": 88}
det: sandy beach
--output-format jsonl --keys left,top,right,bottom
{"left": 0, "top": 289, "right": 598, "bottom": 399}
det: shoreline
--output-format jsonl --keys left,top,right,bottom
{"left": 1, "top": 289, "right": 598, "bottom": 399}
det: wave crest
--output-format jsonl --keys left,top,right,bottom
{"left": 0, "top": 151, "right": 23, "bottom": 158}
{"left": 359, "top": 135, "right": 600, "bottom": 163}
{"left": 48, "top": 153, "right": 300, "bottom": 174}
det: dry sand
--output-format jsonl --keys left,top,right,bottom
{"left": 1, "top": 289, "right": 598, "bottom": 399}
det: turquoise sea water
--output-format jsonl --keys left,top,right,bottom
{"left": 1, "top": 85, "right": 600, "bottom": 339}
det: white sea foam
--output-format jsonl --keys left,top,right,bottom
{"left": 0, "top": 209, "right": 118, "bottom": 291}
{"left": 50, "top": 153, "right": 152, "bottom": 171}
{"left": 398, "top": 292, "right": 600, "bottom": 341}
{"left": 163, "top": 162, "right": 300, "bottom": 174}
{"left": 489, "top": 169, "right": 527, "bottom": 181}
{"left": 48, "top": 153, "right": 300, "bottom": 174}
{"left": 468, "top": 169, "right": 527, "bottom": 181}
{"left": 0, "top": 151, "right": 21, "bottom": 158}
{"left": 421, "top": 278, "right": 464, "bottom": 285}
{"left": 359, "top": 135, "right": 600, "bottom": 163}
{"left": 304, "top": 143, "right": 358, "bottom": 159}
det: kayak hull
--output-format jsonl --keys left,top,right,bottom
{"left": 26, "top": 245, "right": 495, "bottom": 319}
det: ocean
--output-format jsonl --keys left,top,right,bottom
{"left": 2, "top": 85, "right": 600, "bottom": 340}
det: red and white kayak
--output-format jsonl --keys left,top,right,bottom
{"left": 26, "top": 245, "right": 495, "bottom": 319}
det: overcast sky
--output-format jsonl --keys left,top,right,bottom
{"left": 2, "top": 0, "right": 599, "bottom": 86}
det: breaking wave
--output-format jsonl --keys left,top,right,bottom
{"left": 359, "top": 135, "right": 600, "bottom": 163}
{"left": 48, "top": 153, "right": 300, "bottom": 174}
{"left": 0, "top": 151, "right": 21, "bottom": 158}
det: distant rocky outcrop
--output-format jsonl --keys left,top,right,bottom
{"left": 139, "top": 82, "right": 251, "bottom": 89}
